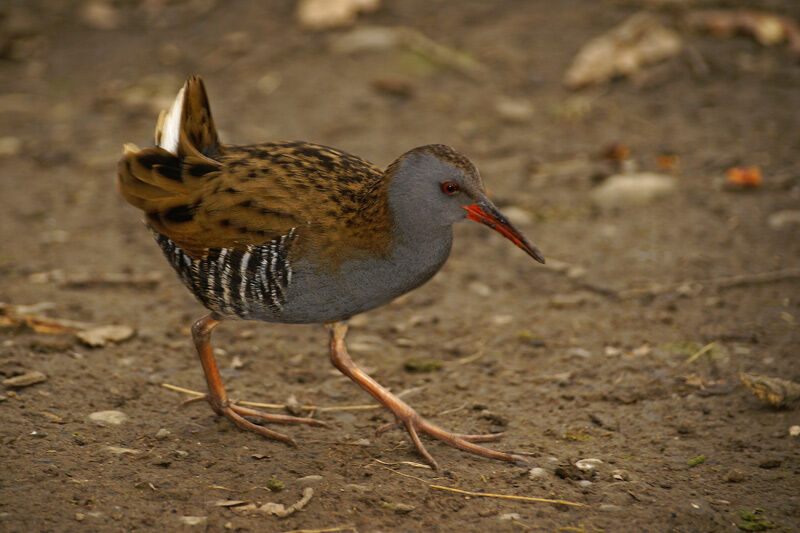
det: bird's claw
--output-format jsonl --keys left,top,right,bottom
{"left": 178, "top": 393, "right": 328, "bottom": 446}
{"left": 378, "top": 409, "right": 521, "bottom": 470}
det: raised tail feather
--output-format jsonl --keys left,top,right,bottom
{"left": 117, "top": 76, "right": 222, "bottom": 253}
{"left": 154, "top": 75, "right": 220, "bottom": 159}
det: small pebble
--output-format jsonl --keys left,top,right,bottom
{"left": 393, "top": 503, "right": 415, "bottom": 513}
{"left": 155, "top": 428, "right": 171, "bottom": 440}
{"left": 297, "top": 0, "right": 380, "bottom": 30}
{"left": 767, "top": 210, "right": 800, "bottom": 230}
{"left": 179, "top": 516, "right": 207, "bottom": 526}
{"left": 577, "top": 479, "right": 593, "bottom": 488}
{"left": 611, "top": 469, "right": 629, "bottom": 481}
{"left": 257, "top": 73, "right": 282, "bottom": 96}
{"left": 344, "top": 483, "right": 370, "bottom": 492}
{"left": 604, "top": 346, "right": 622, "bottom": 356}
{"left": 725, "top": 470, "right": 745, "bottom": 483}
{"left": 567, "top": 347, "right": 592, "bottom": 358}
{"left": 88, "top": 410, "right": 129, "bottom": 426}
{"left": 599, "top": 504, "right": 622, "bottom": 512}
{"left": 491, "top": 314, "right": 514, "bottom": 326}
{"left": 103, "top": 446, "right": 140, "bottom": 455}
{"left": 528, "top": 467, "right": 548, "bottom": 480}
{"left": 575, "top": 458, "right": 603, "bottom": 471}
{"left": 499, "top": 513, "right": 521, "bottom": 521}
{"left": 494, "top": 97, "right": 534, "bottom": 123}
{"left": 789, "top": 425, "right": 800, "bottom": 437}
{"left": 297, "top": 475, "right": 323, "bottom": 485}
{"left": 591, "top": 172, "right": 677, "bottom": 209}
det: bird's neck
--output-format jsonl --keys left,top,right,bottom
{"left": 386, "top": 175, "right": 454, "bottom": 265}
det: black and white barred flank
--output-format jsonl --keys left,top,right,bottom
{"left": 152, "top": 227, "right": 297, "bottom": 319}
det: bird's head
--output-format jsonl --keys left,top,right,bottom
{"left": 386, "top": 144, "right": 545, "bottom": 264}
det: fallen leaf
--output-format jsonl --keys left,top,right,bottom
{"left": 259, "top": 487, "right": 314, "bottom": 517}
{"left": 564, "top": 13, "right": 683, "bottom": 89}
{"left": 726, "top": 166, "right": 762, "bottom": 188}
{"left": 686, "top": 9, "right": 800, "bottom": 56}
{"left": 740, "top": 372, "right": 800, "bottom": 407}
{"left": 2, "top": 371, "right": 47, "bottom": 389}
{"left": 76, "top": 325, "right": 135, "bottom": 347}
{"left": 211, "top": 500, "right": 250, "bottom": 508}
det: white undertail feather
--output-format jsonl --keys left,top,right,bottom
{"left": 156, "top": 85, "right": 186, "bottom": 156}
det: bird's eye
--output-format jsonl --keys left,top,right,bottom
{"left": 441, "top": 182, "right": 459, "bottom": 195}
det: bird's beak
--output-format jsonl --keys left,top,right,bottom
{"left": 463, "top": 201, "right": 545, "bottom": 264}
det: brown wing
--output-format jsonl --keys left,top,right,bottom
{"left": 118, "top": 76, "right": 391, "bottom": 260}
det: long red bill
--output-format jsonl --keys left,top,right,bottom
{"left": 463, "top": 202, "right": 545, "bottom": 264}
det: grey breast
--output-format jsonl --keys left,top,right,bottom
{"left": 152, "top": 226, "right": 453, "bottom": 324}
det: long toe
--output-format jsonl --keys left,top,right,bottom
{"left": 420, "top": 425, "right": 520, "bottom": 465}
{"left": 389, "top": 412, "right": 521, "bottom": 468}
{"left": 179, "top": 394, "right": 329, "bottom": 445}
{"left": 219, "top": 405, "right": 297, "bottom": 446}
{"left": 230, "top": 403, "right": 330, "bottom": 428}
{"left": 448, "top": 432, "right": 505, "bottom": 443}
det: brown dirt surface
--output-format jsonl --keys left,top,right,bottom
{"left": 1, "top": 1, "right": 799, "bottom": 531}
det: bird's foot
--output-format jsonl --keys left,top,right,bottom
{"left": 180, "top": 395, "right": 329, "bottom": 446}
{"left": 375, "top": 406, "right": 527, "bottom": 470}
{"left": 326, "top": 320, "right": 526, "bottom": 469}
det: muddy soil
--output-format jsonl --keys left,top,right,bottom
{"left": 1, "top": 1, "right": 799, "bottom": 531}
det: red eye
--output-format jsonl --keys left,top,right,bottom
{"left": 442, "top": 182, "right": 459, "bottom": 195}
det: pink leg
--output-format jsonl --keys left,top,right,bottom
{"left": 326, "top": 321, "right": 525, "bottom": 469}
{"left": 185, "top": 314, "right": 328, "bottom": 445}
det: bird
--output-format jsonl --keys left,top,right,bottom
{"left": 117, "top": 75, "right": 545, "bottom": 469}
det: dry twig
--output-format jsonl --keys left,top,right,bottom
{"left": 370, "top": 458, "right": 431, "bottom": 470}
{"left": 428, "top": 484, "right": 584, "bottom": 507}
{"left": 684, "top": 342, "right": 716, "bottom": 365}
{"left": 161, "top": 383, "right": 415, "bottom": 413}
{"left": 279, "top": 525, "right": 357, "bottom": 533}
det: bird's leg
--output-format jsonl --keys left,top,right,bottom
{"left": 185, "top": 313, "right": 328, "bottom": 446}
{"left": 326, "top": 321, "right": 525, "bottom": 469}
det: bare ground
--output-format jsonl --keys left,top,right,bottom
{"left": 0, "top": 1, "right": 799, "bottom": 531}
